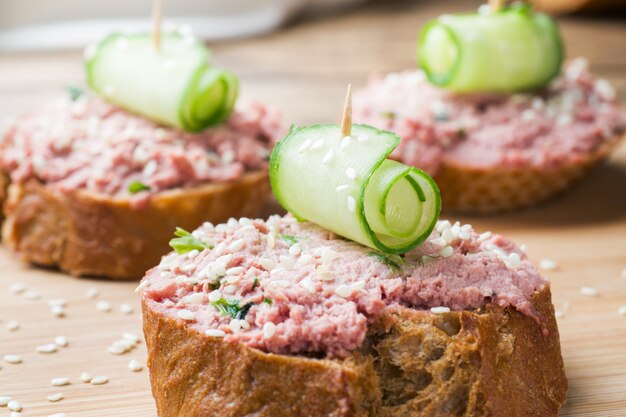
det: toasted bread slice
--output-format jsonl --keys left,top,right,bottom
{"left": 2, "top": 170, "right": 270, "bottom": 279}
{"left": 436, "top": 135, "right": 623, "bottom": 213}
{"left": 142, "top": 285, "right": 566, "bottom": 417}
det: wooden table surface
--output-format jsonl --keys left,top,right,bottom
{"left": 1, "top": 1, "right": 625, "bottom": 416}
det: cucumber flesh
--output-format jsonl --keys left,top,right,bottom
{"left": 86, "top": 32, "right": 238, "bottom": 132}
{"left": 418, "top": 4, "right": 563, "bottom": 93}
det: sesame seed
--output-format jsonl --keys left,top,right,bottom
{"left": 335, "top": 285, "right": 353, "bottom": 298}
{"left": 51, "top": 305, "right": 65, "bottom": 317}
{"left": 24, "top": 290, "right": 41, "bottom": 300}
{"left": 507, "top": 253, "right": 522, "bottom": 268}
{"left": 230, "top": 319, "right": 242, "bottom": 333}
{"left": 226, "top": 267, "right": 245, "bottom": 276}
{"left": 519, "top": 244, "right": 527, "bottom": 252}
{"left": 351, "top": 280, "right": 366, "bottom": 291}
{"left": 258, "top": 258, "right": 276, "bottom": 271}
{"left": 208, "top": 290, "right": 222, "bottom": 303}
{"left": 10, "top": 411, "right": 21, "bottom": 417}
{"left": 120, "top": 303, "right": 134, "bottom": 314}
{"left": 320, "top": 248, "right": 339, "bottom": 263}
{"left": 439, "top": 246, "right": 454, "bottom": 258}
{"left": 580, "top": 287, "right": 599, "bottom": 297}
{"left": 90, "top": 376, "right": 109, "bottom": 385}
{"left": 134, "top": 281, "right": 149, "bottom": 293}
{"left": 96, "top": 301, "right": 112, "bottom": 312}
{"left": 347, "top": 196, "right": 356, "bottom": 213}
{"left": 123, "top": 332, "right": 141, "bottom": 344}
{"left": 86, "top": 288, "right": 100, "bottom": 299}
{"left": 0, "top": 396, "right": 11, "bottom": 406}
{"left": 222, "top": 285, "right": 237, "bottom": 294}
{"left": 594, "top": 79, "right": 616, "bottom": 101}
{"left": 310, "top": 139, "right": 325, "bottom": 151}
{"left": 47, "top": 393, "right": 64, "bottom": 402}
{"left": 430, "top": 306, "right": 451, "bottom": 314}
{"left": 263, "top": 322, "right": 276, "bottom": 339}
{"left": 177, "top": 309, "right": 196, "bottom": 321}
{"left": 335, "top": 184, "right": 349, "bottom": 192}
{"left": 55, "top": 336, "right": 69, "bottom": 347}
{"left": 6, "top": 321, "right": 20, "bottom": 331}
{"left": 289, "top": 244, "right": 302, "bottom": 256}
{"left": 181, "top": 293, "right": 205, "bottom": 304}
{"left": 341, "top": 135, "right": 351, "bottom": 149}
{"left": 9, "top": 283, "right": 26, "bottom": 294}
{"left": 298, "top": 254, "right": 315, "bottom": 265}
{"left": 179, "top": 263, "right": 196, "bottom": 272}
{"left": 205, "top": 329, "right": 226, "bottom": 337}
{"left": 346, "top": 168, "right": 357, "bottom": 180}
{"left": 322, "top": 148, "right": 335, "bottom": 165}
{"left": 435, "top": 220, "right": 451, "bottom": 232}
{"left": 37, "top": 344, "right": 58, "bottom": 354}
{"left": 80, "top": 372, "right": 93, "bottom": 383}
{"left": 4, "top": 354, "right": 22, "bottom": 364}
{"left": 228, "top": 239, "right": 245, "bottom": 252}
{"left": 107, "top": 345, "right": 127, "bottom": 355}
{"left": 7, "top": 400, "right": 21, "bottom": 412}
{"left": 477, "top": 231, "right": 492, "bottom": 242}
{"left": 267, "top": 233, "right": 276, "bottom": 249}
{"left": 51, "top": 377, "right": 70, "bottom": 386}
{"left": 539, "top": 259, "right": 559, "bottom": 271}
{"left": 621, "top": 268, "right": 626, "bottom": 278}
{"left": 316, "top": 265, "right": 334, "bottom": 281}
{"left": 555, "top": 310, "right": 564, "bottom": 319}
{"left": 441, "top": 228, "right": 455, "bottom": 244}
{"left": 298, "top": 139, "right": 312, "bottom": 153}
{"left": 618, "top": 306, "right": 626, "bottom": 316}
{"left": 128, "top": 359, "right": 143, "bottom": 372}
{"left": 49, "top": 413, "right": 67, "bottom": 417}
{"left": 300, "top": 278, "right": 316, "bottom": 294}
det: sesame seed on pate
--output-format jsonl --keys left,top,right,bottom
{"left": 430, "top": 306, "right": 451, "bottom": 314}
{"left": 177, "top": 309, "right": 196, "bottom": 321}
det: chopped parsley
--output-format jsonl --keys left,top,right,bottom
{"left": 280, "top": 235, "right": 301, "bottom": 246}
{"left": 128, "top": 181, "right": 151, "bottom": 194}
{"left": 252, "top": 278, "right": 259, "bottom": 290}
{"left": 211, "top": 298, "right": 255, "bottom": 320}
{"left": 208, "top": 279, "right": 221, "bottom": 291}
{"left": 367, "top": 251, "right": 405, "bottom": 271}
{"left": 169, "top": 227, "right": 213, "bottom": 254}
{"left": 263, "top": 298, "right": 273, "bottom": 304}
{"left": 66, "top": 86, "right": 84, "bottom": 101}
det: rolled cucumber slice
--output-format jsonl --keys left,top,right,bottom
{"left": 418, "top": 4, "right": 563, "bottom": 93}
{"left": 85, "top": 32, "right": 238, "bottom": 132}
{"left": 270, "top": 124, "right": 441, "bottom": 254}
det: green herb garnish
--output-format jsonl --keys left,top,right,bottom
{"left": 169, "top": 227, "right": 213, "bottom": 254}
{"left": 128, "top": 181, "right": 151, "bottom": 194}
{"left": 263, "top": 298, "right": 273, "bottom": 304}
{"left": 67, "top": 86, "right": 84, "bottom": 101}
{"left": 211, "top": 298, "right": 254, "bottom": 320}
{"left": 280, "top": 235, "right": 301, "bottom": 246}
{"left": 208, "top": 279, "right": 221, "bottom": 291}
{"left": 252, "top": 278, "right": 259, "bottom": 290}
{"left": 367, "top": 251, "right": 405, "bottom": 271}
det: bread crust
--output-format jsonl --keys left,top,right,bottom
{"left": 435, "top": 135, "right": 623, "bottom": 213}
{"left": 142, "top": 285, "right": 567, "bottom": 417}
{"left": 1, "top": 170, "right": 270, "bottom": 279}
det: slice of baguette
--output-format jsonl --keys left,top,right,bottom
{"left": 142, "top": 285, "right": 567, "bottom": 417}
{"left": 1, "top": 170, "right": 270, "bottom": 280}
{"left": 436, "top": 135, "right": 623, "bottom": 213}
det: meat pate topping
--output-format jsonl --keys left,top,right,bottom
{"left": 0, "top": 96, "right": 281, "bottom": 208}
{"left": 141, "top": 215, "right": 547, "bottom": 358}
{"left": 353, "top": 58, "right": 625, "bottom": 175}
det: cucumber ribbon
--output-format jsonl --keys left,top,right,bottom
{"left": 85, "top": 32, "right": 238, "bottom": 132}
{"left": 418, "top": 3, "right": 563, "bottom": 93}
{"left": 270, "top": 124, "right": 441, "bottom": 254}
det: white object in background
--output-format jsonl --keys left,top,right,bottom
{"left": 0, "top": 0, "right": 368, "bottom": 52}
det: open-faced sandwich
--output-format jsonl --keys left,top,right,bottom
{"left": 0, "top": 31, "right": 281, "bottom": 279}
{"left": 139, "top": 94, "right": 567, "bottom": 416}
{"left": 354, "top": 3, "right": 624, "bottom": 212}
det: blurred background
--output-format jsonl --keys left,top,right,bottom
{"left": 0, "top": 0, "right": 624, "bottom": 51}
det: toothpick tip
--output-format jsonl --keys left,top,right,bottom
{"left": 341, "top": 84, "right": 353, "bottom": 137}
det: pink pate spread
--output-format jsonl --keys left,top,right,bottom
{"left": 353, "top": 58, "right": 625, "bottom": 175}
{"left": 141, "top": 215, "right": 547, "bottom": 358}
{"left": 0, "top": 96, "right": 281, "bottom": 208}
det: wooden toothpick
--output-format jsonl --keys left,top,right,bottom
{"left": 341, "top": 84, "right": 352, "bottom": 137}
{"left": 152, "top": 0, "right": 163, "bottom": 51}
{"left": 489, "top": 0, "right": 505, "bottom": 11}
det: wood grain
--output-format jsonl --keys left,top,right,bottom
{"left": 1, "top": 0, "right": 626, "bottom": 415}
